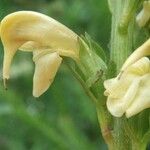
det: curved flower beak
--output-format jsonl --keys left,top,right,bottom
{"left": 0, "top": 11, "right": 79, "bottom": 97}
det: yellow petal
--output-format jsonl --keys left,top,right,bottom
{"left": 19, "top": 41, "right": 45, "bottom": 51}
{"left": 0, "top": 11, "right": 79, "bottom": 80}
{"left": 126, "top": 74, "right": 150, "bottom": 118}
{"left": 33, "top": 52, "right": 62, "bottom": 97}
{"left": 104, "top": 78, "right": 128, "bottom": 99}
{"left": 106, "top": 78, "right": 140, "bottom": 117}
{"left": 126, "top": 57, "right": 150, "bottom": 75}
{"left": 120, "top": 39, "right": 150, "bottom": 72}
{"left": 104, "top": 72, "right": 137, "bottom": 99}
{"left": 104, "top": 57, "right": 150, "bottom": 118}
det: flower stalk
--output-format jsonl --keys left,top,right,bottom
{"left": 104, "top": 0, "right": 150, "bottom": 149}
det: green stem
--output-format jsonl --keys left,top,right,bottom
{"left": 109, "top": 0, "right": 144, "bottom": 149}
{"left": 110, "top": 1, "right": 135, "bottom": 72}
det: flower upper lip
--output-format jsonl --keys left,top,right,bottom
{"left": 0, "top": 11, "right": 79, "bottom": 97}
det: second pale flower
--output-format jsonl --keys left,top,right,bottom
{"left": 104, "top": 57, "right": 150, "bottom": 118}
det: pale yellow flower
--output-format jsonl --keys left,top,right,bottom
{"left": 104, "top": 35, "right": 150, "bottom": 118}
{"left": 0, "top": 11, "right": 79, "bottom": 97}
{"left": 104, "top": 6, "right": 150, "bottom": 117}
{"left": 104, "top": 57, "right": 150, "bottom": 118}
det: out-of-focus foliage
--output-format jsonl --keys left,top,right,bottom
{"left": 0, "top": 0, "right": 110, "bottom": 149}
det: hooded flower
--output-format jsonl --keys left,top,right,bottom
{"left": 104, "top": 36, "right": 150, "bottom": 118}
{"left": 0, "top": 11, "right": 79, "bottom": 97}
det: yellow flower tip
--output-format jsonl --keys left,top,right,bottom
{"left": 136, "top": 1, "right": 150, "bottom": 27}
{"left": 33, "top": 52, "right": 62, "bottom": 97}
{"left": 104, "top": 57, "right": 150, "bottom": 118}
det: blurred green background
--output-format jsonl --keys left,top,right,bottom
{"left": 0, "top": 0, "right": 111, "bottom": 149}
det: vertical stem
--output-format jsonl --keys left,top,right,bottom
{"left": 110, "top": 1, "right": 135, "bottom": 148}
{"left": 110, "top": 0, "right": 143, "bottom": 72}
{"left": 94, "top": 1, "right": 140, "bottom": 148}
{"left": 109, "top": 0, "right": 143, "bottom": 149}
